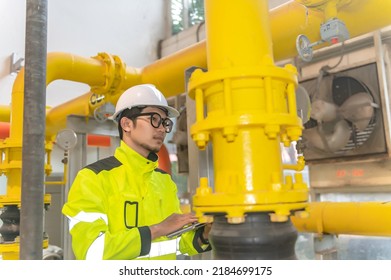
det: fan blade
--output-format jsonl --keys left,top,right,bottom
{"left": 303, "top": 120, "right": 351, "bottom": 153}
{"left": 326, "top": 120, "right": 351, "bottom": 152}
{"left": 296, "top": 85, "right": 311, "bottom": 124}
{"left": 302, "top": 127, "right": 326, "bottom": 151}
{"left": 310, "top": 99, "right": 338, "bottom": 122}
{"left": 339, "top": 92, "right": 375, "bottom": 131}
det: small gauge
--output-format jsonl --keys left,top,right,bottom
{"left": 55, "top": 129, "right": 77, "bottom": 150}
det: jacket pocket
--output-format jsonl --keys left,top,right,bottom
{"left": 124, "top": 201, "right": 139, "bottom": 228}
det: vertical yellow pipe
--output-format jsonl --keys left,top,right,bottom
{"left": 2, "top": 53, "right": 108, "bottom": 205}
{"left": 206, "top": 0, "right": 272, "bottom": 69}
{"left": 207, "top": 0, "right": 277, "bottom": 192}
{"left": 190, "top": 0, "right": 308, "bottom": 222}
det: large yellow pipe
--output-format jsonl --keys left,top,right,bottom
{"left": 272, "top": 0, "right": 391, "bottom": 61}
{"left": 1, "top": 52, "right": 140, "bottom": 203}
{"left": 141, "top": 0, "right": 391, "bottom": 98}
{"left": 45, "top": 92, "right": 92, "bottom": 138}
{"left": 11, "top": 53, "right": 106, "bottom": 140}
{"left": 141, "top": 41, "right": 207, "bottom": 98}
{"left": 291, "top": 202, "right": 391, "bottom": 237}
{"left": 189, "top": 0, "right": 307, "bottom": 223}
{"left": 43, "top": 44, "right": 206, "bottom": 137}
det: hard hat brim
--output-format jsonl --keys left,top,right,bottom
{"left": 109, "top": 104, "right": 179, "bottom": 123}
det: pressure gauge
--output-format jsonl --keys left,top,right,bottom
{"left": 55, "top": 129, "right": 77, "bottom": 151}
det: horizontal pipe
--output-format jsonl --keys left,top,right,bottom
{"left": 11, "top": 53, "right": 109, "bottom": 140}
{"left": 291, "top": 201, "right": 391, "bottom": 237}
{"left": 141, "top": 41, "right": 207, "bottom": 97}
{"left": 271, "top": 0, "right": 391, "bottom": 61}
{"left": 45, "top": 92, "right": 91, "bottom": 138}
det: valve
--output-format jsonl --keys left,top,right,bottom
{"left": 94, "top": 102, "right": 115, "bottom": 123}
{"left": 296, "top": 18, "right": 349, "bottom": 62}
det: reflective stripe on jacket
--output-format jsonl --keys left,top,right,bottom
{"left": 62, "top": 141, "right": 211, "bottom": 260}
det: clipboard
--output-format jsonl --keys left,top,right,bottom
{"left": 166, "top": 222, "right": 206, "bottom": 238}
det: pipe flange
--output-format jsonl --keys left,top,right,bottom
{"left": 91, "top": 53, "right": 126, "bottom": 96}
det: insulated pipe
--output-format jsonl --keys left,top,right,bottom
{"left": 291, "top": 202, "right": 391, "bottom": 237}
{"left": 20, "top": 0, "right": 47, "bottom": 260}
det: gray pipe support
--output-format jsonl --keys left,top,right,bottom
{"left": 20, "top": 0, "right": 48, "bottom": 260}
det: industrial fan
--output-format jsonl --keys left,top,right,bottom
{"left": 301, "top": 64, "right": 382, "bottom": 161}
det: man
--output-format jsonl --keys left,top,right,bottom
{"left": 62, "top": 84, "right": 211, "bottom": 260}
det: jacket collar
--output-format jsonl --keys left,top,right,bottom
{"left": 115, "top": 140, "right": 158, "bottom": 173}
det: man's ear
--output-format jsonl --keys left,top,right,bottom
{"left": 120, "top": 117, "right": 133, "bottom": 132}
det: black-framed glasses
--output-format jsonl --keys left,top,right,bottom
{"left": 131, "top": 112, "right": 174, "bottom": 133}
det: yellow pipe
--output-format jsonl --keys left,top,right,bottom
{"left": 2, "top": 0, "right": 391, "bottom": 137}
{"left": 190, "top": 0, "right": 307, "bottom": 222}
{"left": 271, "top": 0, "right": 391, "bottom": 61}
{"left": 11, "top": 53, "right": 106, "bottom": 141}
{"left": 283, "top": 155, "right": 306, "bottom": 171}
{"left": 140, "top": 41, "right": 207, "bottom": 97}
{"left": 44, "top": 44, "right": 205, "bottom": 136}
{"left": 0, "top": 0, "right": 390, "bottom": 245}
{"left": 1, "top": 53, "right": 110, "bottom": 204}
{"left": 0, "top": 105, "right": 10, "bottom": 122}
{"left": 43, "top": 157, "right": 68, "bottom": 186}
{"left": 45, "top": 92, "right": 94, "bottom": 138}
{"left": 1, "top": 51, "right": 140, "bottom": 259}
{"left": 291, "top": 202, "right": 391, "bottom": 237}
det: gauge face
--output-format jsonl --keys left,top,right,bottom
{"left": 55, "top": 129, "right": 77, "bottom": 150}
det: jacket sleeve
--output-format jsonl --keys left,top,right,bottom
{"left": 178, "top": 225, "right": 212, "bottom": 256}
{"left": 62, "top": 169, "right": 151, "bottom": 260}
{"left": 166, "top": 175, "right": 211, "bottom": 256}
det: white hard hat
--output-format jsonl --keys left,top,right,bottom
{"left": 110, "top": 84, "right": 179, "bottom": 122}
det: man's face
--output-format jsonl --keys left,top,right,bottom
{"left": 122, "top": 106, "right": 170, "bottom": 157}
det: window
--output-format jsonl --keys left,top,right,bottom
{"left": 170, "top": 0, "right": 204, "bottom": 35}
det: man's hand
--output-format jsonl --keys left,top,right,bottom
{"left": 198, "top": 223, "right": 212, "bottom": 246}
{"left": 150, "top": 213, "right": 198, "bottom": 240}
{"left": 203, "top": 223, "right": 212, "bottom": 239}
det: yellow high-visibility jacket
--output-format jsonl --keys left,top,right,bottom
{"left": 62, "top": 141, "right": 211, "bottom": 260}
